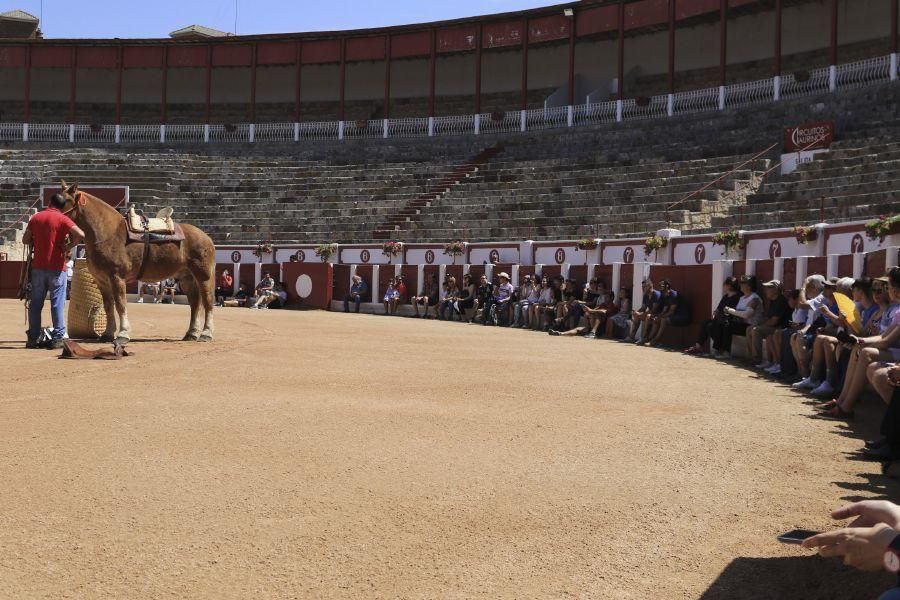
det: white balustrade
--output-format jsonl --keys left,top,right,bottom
{"left": 834, "top": 55, "right": 892, "bottom": 90}
{"left": 671, "top": 86, "right": 720, "bottom": 115}
{"left": 780, "top": 65, "right": 831, "bottom": 99}
{"left": 621, "top": 95, "right": 668, "bottom": 121}
{"left": 724, "top": 78, "right": 775, "bottom": 108}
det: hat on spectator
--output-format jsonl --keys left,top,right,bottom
{"left": 762, "top": 279, "right": 782, "bottom": 289}
{"left": 823, "top": 276, "right": 840, "bottom": 288}
{"left": 498, "top": 272, "right": 510, "bottom": 280}
{"left": 875, "top": 275, "right": 890, "bottom": 283}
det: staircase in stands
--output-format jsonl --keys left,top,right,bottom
{"left": 372, "top": 145, "right": 504, "bottom": 240}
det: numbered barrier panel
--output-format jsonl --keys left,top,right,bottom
{"left": 0, "top": 260, "right": 24, "bottom": 298}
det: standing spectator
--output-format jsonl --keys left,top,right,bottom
{"left": 412, "top": 275, "right": 439, "bottom": 319}
{"left": 215, "top": 269, "right": 234, "bottom": 307}
{"left": 252, "top": 273, "right": 276, "bottom": 309}
{"left": 440, "top": 277, "right": 460, "bottom": 320}
{"left": 383, "top": 277, "right": 400, "bottom": 316}
{"left": 625, "top": 279, "right": 661, "bottom": 344}
{"left": 684, "top": 277, "right": 742, "bottom": 355}
{"left": 749, "top": 280, "right": 792, "bottom": 369}
{"left": 343, "top": 274, "right": 368, "bottom": 313}
{"left": 65, "top": 257, "right": 74, "bottom": 300}
{"left": 22, "top": 192, "right": 85, "bottom": 349}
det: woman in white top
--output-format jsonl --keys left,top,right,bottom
{"left": 529, "top": 277, "right": 554, "bottom": 331}
{"left": 718, "top": 275, "right": 763, "bottom": 358}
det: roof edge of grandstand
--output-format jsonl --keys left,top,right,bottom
{"left": 1, "top": 0, "right": 589, "bottom": 45}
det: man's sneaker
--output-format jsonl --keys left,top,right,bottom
{"left": 622, "top": 337, "right": 635, "bottom": 343}
{"left": 49, "top": 339, "right": 65, "bottom": 350}
{"left": 25, "top": 338, "right": 40, "bottom": 349}
{"left": 548, "top": 329, "right": 561, "bottom": 336}
{"left": 583, "top": 333, "right": 596, "bottom": 339}
{"left": 755, "top": 361, "right": 771, "bottom": 370}
{"left": 765, "top": 364, "right": 782, "bottom": 375}
{"left": 810, "top": 381, "right": 835, "bottom": 397}
{"left": 792, "top": 377, "right": 819, "bottom": 390}
{"left": 137, "top": 297, "right": 144, "bottom": 303}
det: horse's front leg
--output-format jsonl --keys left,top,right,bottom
{"left": 95, "top": 277, "right": 118, "bottom": 342}
{"left": 110, "top": 276, "right": 131, "bottom": 343}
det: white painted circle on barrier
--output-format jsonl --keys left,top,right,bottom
{"left": 295, "top": 274, "right": 313, "bottom": 299}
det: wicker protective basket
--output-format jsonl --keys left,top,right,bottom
{"left": 67, "top": 259, "right": 107, "bottom": 339}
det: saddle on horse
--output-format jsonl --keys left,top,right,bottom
{"left": 125, "top": 206, "right": 185, "bottom": 280}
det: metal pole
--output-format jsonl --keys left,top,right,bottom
{"left": 384, "top": 35, "right": 391, "bottom": 119}
{"left": 429, "top": 28, "right": 436, "bottom": 118}
{"left": 294, "top": 41, "right": 302, "bottom": 123}
{"left": 338, "top": 37, "right": 346, "bottom": 122}
{"left": 475, "top": 23, "right": 483, "bottom": 115}
{"left": 521, "top": 18, "right": 529, "bottom": 111}
{"left": 69, "top": 46, "right": 77, "bottom": 123}
{"left": 205, "top": 45, "right": 212, "bottom": 124}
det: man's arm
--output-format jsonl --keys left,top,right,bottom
{"left": 22, "top": 226, "right": 32, "bottom": 246}
{"left": 68, "top": 225, "right": 85, "bottom": 246}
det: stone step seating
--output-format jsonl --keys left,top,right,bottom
{"left": 392, "top": 153, "right": 765, "bottom": 241}
{"left": 712, "top": 192, "right": 897, "bottom": 230}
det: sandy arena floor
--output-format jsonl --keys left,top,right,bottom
{"left": 1, "top": 299, "right": 899, "bottom": 599}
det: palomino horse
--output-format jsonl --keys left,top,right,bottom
{"left": 58, "top": 182, "right": 216, "bottom": 342}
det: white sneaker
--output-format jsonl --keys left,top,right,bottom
{"left": 792, "top": 377, "right": 819, "bottom": 390}
{"left": 755, "top": 361, "right": 770, "bottom": 370}
{"left": 583, "top": 333, "right": 596, "bottom": 339}
{"left": 765, "top": 364, "right": 782, "bottom": 374}
{"left": 811, "top": 381, "right": 835, "bottom": 396}
{"left": 137, "top": 298, "right": 144, "bottom": 304}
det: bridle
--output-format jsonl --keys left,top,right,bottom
{"left": 61, "top": 191, "right": 85, "bottom": 219}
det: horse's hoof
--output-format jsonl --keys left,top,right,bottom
{"left": 198, "top": 335, "right": 213, "bottom": 343}
{"left": 99, "top": 333, "right": 115, "bottom": 343}
{"left": 182, "top": 333, "right": 200, "bottom": 342}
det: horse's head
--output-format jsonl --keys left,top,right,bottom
{"left": 58, "top": 180, "right": 85, "bottom": 219}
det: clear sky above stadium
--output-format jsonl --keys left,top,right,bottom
{"left": 4, "top": 0, "right": 557, "bottom": 38}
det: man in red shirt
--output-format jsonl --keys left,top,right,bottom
{"left": 22, "top": 193, "right": 85, "bottom": 349}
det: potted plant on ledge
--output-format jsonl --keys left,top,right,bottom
{"left": 576, "top": 238, "right": 599, "bottom": 266}
{"left": 865, "top": 215, "right": 900, "bottom": 243}
{"left": 443, "top": 240, "right": 466, "bottom": 265}
{"left": 792, "top": 226, "right": 817, "bottom": 245}
{"left": 315, "top": 243, "right": 336, "bottom": 263}
{"left": 252, "top": 241, "right": 273, "bottom": 262}
{"left": 643, "top": 235, "right": 668, "bottom": 262}
{"left": 382, "top": 240, "right": 403, "bottom": 264}
{"left": 711, "top": 228, "right": 744, "bottom": 259}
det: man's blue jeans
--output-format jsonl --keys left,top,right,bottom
{"left": 28, "top": 268, "right": 68, "bottom": 340}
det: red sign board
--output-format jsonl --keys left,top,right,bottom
{"left": 784, "top": 121, "right": 834, "bottom": 152}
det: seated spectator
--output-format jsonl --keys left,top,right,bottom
{"left": 792, "top": 276, "right": 841, "bottom": 386}
{"left": 606, "top": 287, "right": 632, "bottom": 339}
{"left": 561, "top": 290, "right": 619, "bottom": 338}
{"left": 252, "top": 273, "right": 276, "bottom": 309}
{"left": 138, "top": 280, "right": 162, "bottom": 304}
{"left": 529, "top": 276, "right": 553, "bottom": 330}
{"left": 215, "top": 269, "right": 234, "bottom": 307}
{"left": 806, "top": 277, "right": 876, "bottom": 398}
{"left": 440, "top": 277, "right": 460, "bottom": 320}
{"left": 801, "top": 499, "right": 900, "bottom": 600}
{"left": 749, "top": 280, "right": 792, "bottom": 369}
{"left": 268, "top": 284, "right": 288, "bottom": 309}
{"left": 684, "top": 276, "right": 742, "bottom": 355}
{"left": 485, "top": 272, "right": 514, "bottom": 326}
{"left": 823, "top": 269, "right": 900, "bottom": 419}
{"left": 764, "top": 290, "right": 808, "bottom": 376}
{"left": 644, "top": 279, "right": 690, "bottom": 347}
{"left": 160, "top": 278, "right": 178, "bottom": 304}
{"left": 453, "top": 274, "right": 476, "bottom": 320}
{"left": 383, "top": 277, "right": 400, "bottom": 316}
{"left": 715, "top": 275, "right": 764, "bottom": 359}
{"left": 412, "top": 275, "right": 439, "bottom": 319}
{"left": 625, "top": 279, "right": 661, "bottom": 344}
{"left": 513, "top": 275, "right": 537, "bottom": 328}
{"left": 343, "top": 275, "right": 368, "bottom": 313}
{"left": 223, "top": 283, "right": 250, "bottom": 307}
{"left": 557, "top": 278, "right": 587, "bottom": 331}
{"left": 540, "top": 276, "right": 565, "bottom": 331}
{"left": 396, "top": 275, "right": 408, "bottom": 304}
{"left": 869, "top": 370, "right": 900, "bottom": 464}
{"left": 471, "top": 274, "right": 494, "bottom": 324}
